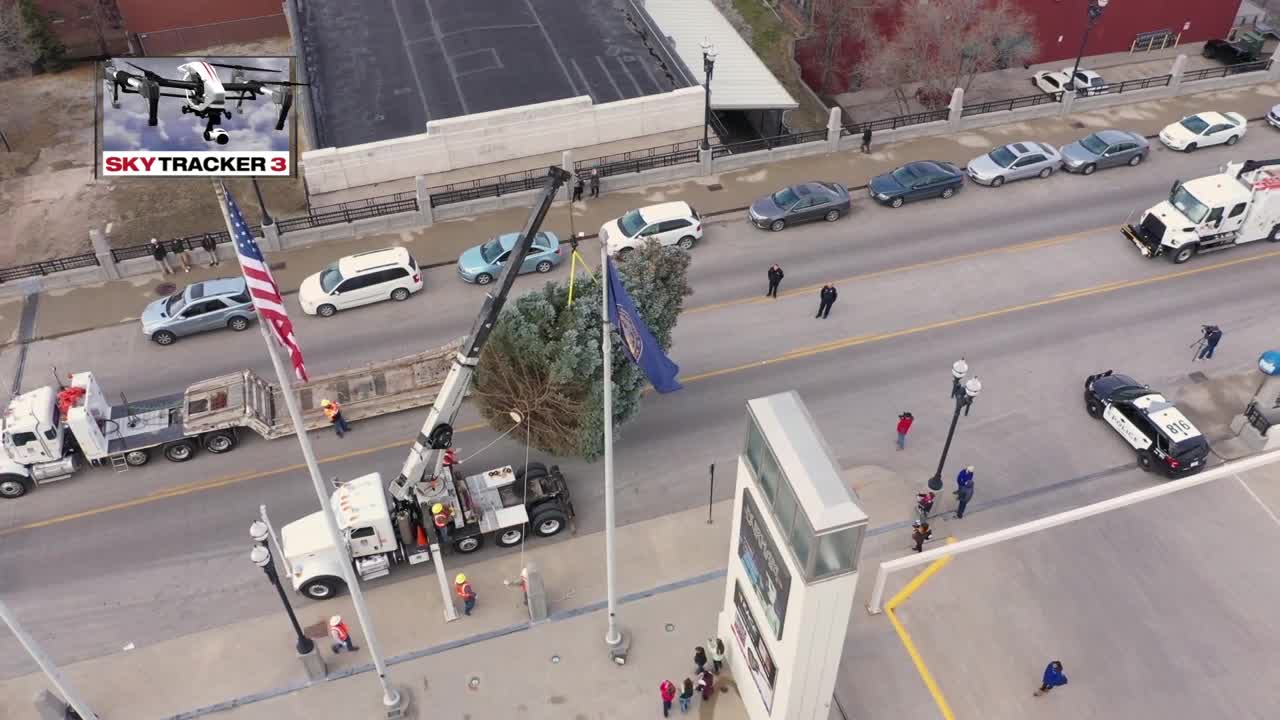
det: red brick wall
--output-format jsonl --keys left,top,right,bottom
{"left": 798, "top": 0, "right": 1246, "bottom": 96}
{"left": 113, "top": 0, "right": 287, "bottom": 54}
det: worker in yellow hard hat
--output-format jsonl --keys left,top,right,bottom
{"left": 320, "top": 398, "right": 349, "bottom": 437}
{"left": 431, "top": 501, "right": 453, "bottom": 544}
{"left": 455, "top": 573, "right": 476, "bottom": 616}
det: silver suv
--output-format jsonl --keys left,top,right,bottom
{"left": 140, "top": 278, "right": 256, "bottom": 346}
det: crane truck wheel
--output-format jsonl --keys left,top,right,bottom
{"left": 515, "top": 462, "right": 548, "bottom": 482}
{"left": 495, "top": 527, "right": 525, "bottom": 547}
{"left": 1171, "top": 244, "right": 1197, "bottom": 264}
{"left": 124, "top": 449, "right": 150, "bottom": 466}
{"left": 163, "top": 440, "right": 197, "bottom": 462}
{"left": 0, "top": 474, "right": 32, "bottom": 499}
{"left": 531, "top": 508, "right": 569, "bottom": 537}
{"left": 453, "top": 536, "right": 484, "bottom": 554}
{"left": 300, "top": 577, "right": 344, "bottom": 600}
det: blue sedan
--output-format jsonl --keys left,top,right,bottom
{"left": 458, "top": 231, "right": 563, "bottom": 285}
{"left": 869, "top": 161, "right": 964, "bottom": 208}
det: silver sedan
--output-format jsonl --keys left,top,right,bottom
{"left": 966, "top": 142, "right": 1063, "bottom": 187}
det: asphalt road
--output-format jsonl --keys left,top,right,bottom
{"left": 2, "top": 136, "right": 1280, "bottom": 681}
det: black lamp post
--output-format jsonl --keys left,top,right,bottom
{"left": 250, "top": 177, "right": 274, "bottom": 226}
{"left": 700, "top": 39, "right": 718, "bottom": 151}
{"left": 927, "top": 361, "right": 983, "bottom": 491}
{"left": 1066, "top": 0, "right": 1110, "bottom": 96}
{"left": 250, "top": 522, "right": 313, "bottom": 655}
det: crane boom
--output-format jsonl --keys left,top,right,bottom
{"left": 388, "top": 165, "right": 571, "bottom": 502}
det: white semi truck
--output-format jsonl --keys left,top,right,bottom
{"left": 0, "top": 343, "right": 461, "bottom": 499}
{"left": 280, "top": 167, "right": 578, "bottom": 601}
{"left": 1122, "top": 158, "right": 1280, "bottom": 263}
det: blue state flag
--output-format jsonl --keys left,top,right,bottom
{"left": 606, "top": 257, "right": 682, "bottom": 393}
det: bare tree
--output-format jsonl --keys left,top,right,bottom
{"left": 808, "top": 0, "right": 891, "bottom": 95}
{"left": 857, "top": 0, "right": 1038, "bottom": 113}
{"left": 0, "top": 0, "right": 37, "bottom": 79}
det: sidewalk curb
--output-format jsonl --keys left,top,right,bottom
{"left": 163, "top": 568, "right": 728, "bottom": 720}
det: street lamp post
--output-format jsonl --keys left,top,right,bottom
{"left": 1066, "top": 0, "right": 1110, "bottom": 96}
{"left": 700, "top": 39, "right": 717, "bottom": 151}
{"left": 928, "top": 362, "right": 983, "bottom": 491}
{"left": 250, "top": 543, "right": 314, "bottom": 656}
{"left": 250, "top": 176, "right": 274, "bottom": 226}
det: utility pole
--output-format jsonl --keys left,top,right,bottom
{"left": 0, "top": 596, "right": 99, "bottom": 719}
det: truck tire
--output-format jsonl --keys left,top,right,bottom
{"left": 124, "top": 449, "right": 150, "bottom": 467}
{"left": 0, "top": 474, "right": 32, "bottom": 499}
{"left": 515, "top": 462, "right": 548, "bottom": 482}
{"left": 163, "top": 440, "right": 197, "bottom": 463}
{"left": 202, "top": 430, "right": 237, "bottom": 454}
{"left": 495, "top": 526, "right": 525, "bottom": 547}
{"left": 300, "top": 576, "right": 344, "bottom": 600}
{"left": 1171, "top": 243, "right": 1197, "bottom": 264}
{"left": 453, "top": 535, "right": 484, "bottom": 553}
{"left": 531, "top": 508, "right": 569, "bottom": 538}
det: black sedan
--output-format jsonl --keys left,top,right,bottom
{"left": 869, "top": 161, "right": 964, "bottom": 208}
{"left": 748, "top": 182, "right": 851, "bottom": 232}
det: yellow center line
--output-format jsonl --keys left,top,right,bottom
{"left": 6, "top": 247, "right": 1279, "bottom": 535}
{"left": 683, "top": 226, "right": 1106, "bottom": 316}
{"left": 885, "top": 537, "right": 959, "bottom": 720}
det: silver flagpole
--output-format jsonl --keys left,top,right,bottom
{"left": 214, "top": 182, "right": 404, "bottom": 712}
{"left": 0, "top": 597, "right": 98, "bottom": 719}
{"left": 601, "top": 244, "right": 624, "bottom": 655}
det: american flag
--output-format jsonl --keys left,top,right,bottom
{"left": 223, "top": 187, "right": 309, "bottom": 382}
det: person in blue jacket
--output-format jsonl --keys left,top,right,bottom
{"left": 954, "top": 466, "right": 975, "bottom": 519}
{"left": 1034, "top": 660, "right": 1068, "bottom": 696}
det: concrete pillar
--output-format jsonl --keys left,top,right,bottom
{"left": 561, "top": 150, "right": 575, "bottom": 202}
{"left": 260, "top": 222, "right": 282, "bottom": 252}
{"left": 698, "top": 146, "right": 713, "bottom": 176}
{"left": 1060, "top": 87, "right": 1076, "bottom": 116}
{"left": 524, "top": 562, "right": 548, "bottom": 623}
{"left": 1268, "top": 44, "right": 1280, "bottom": 78}
{"left": 414, "top": 174, "right": 434, "bottom": 228}
{"left": 947, "top": 87, "right": 965, "bottom": 130}
{"left": 825, "top": 106, "right": 842, "bottom": 153}
{"left": 88, "top": 228, "right": 119, "bottom": 281}
{"left": 1169, "top": 53, "right": 1188, "bottom": 93}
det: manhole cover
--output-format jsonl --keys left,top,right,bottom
{"left": 1071, "top": 121, "right": 1086, "bottom": 129}
{"left": 707, "top": 184, "right": 724, "bottom": 192}
{"left": 154, "top": 282, "right": 177, "bottom": 296}
{"left": 1188, "top": 371, "right": 1209, "bottom": 384}
{"left": 665, "top": 623, "right": 675, "bottom": 632}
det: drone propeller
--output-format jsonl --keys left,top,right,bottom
{"left": 207, "top": 62, "right": 281, "bottom": 73}
{"left": 275, "top": 86, "right": 295, "bottom": 132}
{"left": 125, "top": 61, "right": 163, "bottom": 80}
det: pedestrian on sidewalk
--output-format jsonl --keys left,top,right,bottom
{"left": 766, "top": 264, "right": 784, "bottom": 298}
{"left": 896, "top": 411, "right": 914, "bottom": 450}
{"left": 911, "top": 520, "right": 932, "bottom": 553}
{"left": 693, "top": 645, "right": 707, "bottom": 674}
{"left": 150, "top": 238, "right": 174, "bottom": 275}
{"left": 915, "top": 491, "right": 935, "bottom": 522}
{"left": 954, "top": 465, "right": 975, "bottom": 519}
{"left": 815, "top": 284, "right": 837, "bottom": 319}
{"left": 455, "top": 573, "right": 477, "bottom": 616}
{"left": 1194, "top": 324, "right": 1223, "bottom": 361}
{"left": 320, "top": 399, "right": 349, "bottom": 437}
{"left": 696, "top": 669, "right": 716, "bottom": 701}
{"left": 707, "top": 637, "right": 725, "bottom": 673}
{"left": 659, "top": 679, "right": 677, "bottom": 717}
{"left": 572, "top": 175, "right": 584, "bottom": 203}
{"left": 200, "top": 234, "right": 220, "bottom": 266}
{"left": 1034, "top": 660, "right": 1068, "bottom": 696}
{"left": 679, "top": 678, "right": 694, "bottom": 713}
{"left": 171, "top": 238, "right": 193, "bottom": 272}
{"left": 589, "top": 168, "right": 600, "bottom": 198}
{"left": 861, "top": 126, "right": 872, "bottom": 153}
{"left": 328, "top": 615, "right": 359, "bottom": 653}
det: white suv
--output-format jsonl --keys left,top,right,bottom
{"left": 299, "top": 247, "right": 423, "bottom": 317}
{"left": 599, "top": 201, "right": 702, "bottom": 258}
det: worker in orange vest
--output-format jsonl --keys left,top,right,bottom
{"left": 328, "top": 615, "right": 359, "bottom": 653}
{"left": 320, "top": 399, "right": 349, "bottom": 437}
{"left": 455, "top": 573, "right": 477, "bottom": 616}
{"left": 432, "top": 502, "right": 453, "bottom": 544}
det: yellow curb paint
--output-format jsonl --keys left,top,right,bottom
{"left": 885, "top": 537, "right": 958, "bottom": 720}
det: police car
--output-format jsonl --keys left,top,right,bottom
{"left": 1083, "top": 370, "right": 1210, "bottom": 477}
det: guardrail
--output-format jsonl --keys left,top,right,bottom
{"left": 576, "top": 142, "right": 703, "bottom": 179}
{"left": 427, "top": 170, "right": 551, "bottom": 208}
{"left": 1084, "top": 74, "right": 1173, "bottom": 96}
{"left": 710, "top": 128, "right": 828, "bottom": 158}
{"left": 0, "top": 253, "right": 100, "bottom": 282}
{"left": 961, "top": 91, "right": 1061, "bottom": 117}
{"left": 110, "top": 227, "right": 258, "bottom": 262}
{"left": 1184, "top": 59, "right": 1272, "bottom": 82}
{"left": 276, "top": 192, "right": 418, "bottom": 233}
{"left": 841, "top": 108, "right": 950, "bottom": 136}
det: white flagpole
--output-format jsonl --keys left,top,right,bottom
{"left": 0, "top": 597, "right": 98, "bottom": 719}
{"left": 213, "top": 182, "right": 403, "bottom": 711}
{"left": 601, "top": 245, "right": 623, "bottom": 651}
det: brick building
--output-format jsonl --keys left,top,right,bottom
{"left": 33, "top": 0, "right": 286, "bottom": 58}
{"left": 790, "top": 0, "right": 1247, "bottom": 95}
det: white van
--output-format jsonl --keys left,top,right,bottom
{"left": 599, "top": 201, "right": 702, "bottom": 258}
{"left": 298, "top": 247, "right": 423, "bottom": 317}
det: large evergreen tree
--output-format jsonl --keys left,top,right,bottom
{"left": 472, "top": 241, "right": 692, "bottom": 460}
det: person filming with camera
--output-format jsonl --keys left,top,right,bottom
{"left": 1193, "top": 324, "right": 1223, "bottom": 361}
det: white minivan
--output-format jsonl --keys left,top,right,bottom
{"left": 599, "top": 201, "right": 702, "bottom": 258}
{"left": 298, "top": 247, "right": 423, "bottom": 317}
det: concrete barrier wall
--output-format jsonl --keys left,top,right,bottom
{"left": 301, "top": 87, "right": 707, "bottom": 195}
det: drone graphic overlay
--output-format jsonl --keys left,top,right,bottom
{"left": 98, "top": 56, "right": 301, "bottom": 177}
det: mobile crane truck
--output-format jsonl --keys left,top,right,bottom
{"left": 280, "top": 166, "right": 577, "bottom": 601}
{"left": 1122, "top": 158, "right": 1280, "bottom": 263}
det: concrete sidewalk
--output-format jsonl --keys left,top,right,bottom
{"left": 0, "top": 502, "right": 750, "bottom": 720}
{"left": 14, "top": 79, "right": 1280, "bottom": 345}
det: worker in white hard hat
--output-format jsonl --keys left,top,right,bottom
{"left": 328, "top": 615, "right": 358, "bottom": 653}
{"left": 455, "top": 573, "right": 477, "bottom": 616}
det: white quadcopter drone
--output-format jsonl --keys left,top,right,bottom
{"left": 103, "top": 58, "right": 305, "bottom": 145}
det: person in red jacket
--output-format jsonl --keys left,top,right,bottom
{"left": 896, "top": 412, "right": 914, "bottom": 450}
{"left": 659, "top": 679, "right": 677, "bottom": 717}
